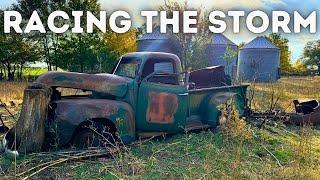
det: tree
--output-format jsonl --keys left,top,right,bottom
{"left": 0, "top": 35, "right": 38, "bottom": 81}
{"left": 238, "top": 42, "right": 245, "bottom": 49}
{"left": 292, "top": 59, "right": 308, "bottom": 74}
{"left": 101, "top": 29, "right": 137, "bottom": 72}
{"left": 223, "top": 45, "right": 237, "bottom": 75}
{"left": 44, "top": 0, "right": 101, "bottom": 73}
{"left": 53, "top": 0, "right": 136, "bottom": 73}
{"left": 303, "top": 40, "right": 320, "bottom": 74}
{"left": 0, "top": 9, "right": 39, "bottom": 81}
{"left": 267, "top": 33, "right": 292, "bottom": 72}
{"left": 159, "top": 0, "right": 210, "bottom": 71}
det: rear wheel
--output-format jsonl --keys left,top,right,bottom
{"left": 72, "top": 121, "right": 116, "bottom": 149}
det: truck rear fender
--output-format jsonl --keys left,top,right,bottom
{"left": 202, "top": 92, "right": 238, "bottom": 126}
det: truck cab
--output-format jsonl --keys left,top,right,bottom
{"left": 114, "top": 52, "right": 189, "bottom": 134}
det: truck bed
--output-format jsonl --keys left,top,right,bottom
{"left": 188, "top": 85, "right": 248, "bottom": 125}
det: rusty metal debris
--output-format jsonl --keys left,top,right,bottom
{"left": 248, "top": 99, "right": 320, "bottom": 126}
{"left": 288, "top": 99, "right": 320, "bottom": 125}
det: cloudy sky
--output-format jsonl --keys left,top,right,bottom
{"left": 1, "top": 0, "right": 319, "bottom": 61}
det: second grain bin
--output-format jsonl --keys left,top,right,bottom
{"left": 238, "top": 36, "right": 280, "bottom": 82}
{"left": 137, "top": 26, "right": 182, "bottom": 59}
{"left": 205, "top": 34, "right": 238, "bottom": 78}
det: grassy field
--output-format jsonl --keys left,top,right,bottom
{"left": 251, "top": 76, "right": 320, "bottom": 112}
{"left": 0, "top": 77, "right": 320, "bottom": 179}
{"left": 21, "top": 67, "right": 48, "bottom": 77}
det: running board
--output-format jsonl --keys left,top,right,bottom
{"left": 138, "top": 121, "right": 211, "bottom": 139}
{"left": 138, "top": 132, "right": 167, "bottom": 139}
{"left": 185, "top": 120, "right": 211, "bottom": 132}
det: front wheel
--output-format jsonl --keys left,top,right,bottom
{"left": 72, "top": 122, "right": 116, "bottom": 149}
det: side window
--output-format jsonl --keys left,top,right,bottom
{"left": 141, "top": 59, "right": 176, "bottom": 79}
{"left": 154, "top": 62, "right": 174, "bottom": 73}
{"left": 146, "top": 61, "right": 178, "bottom": 85}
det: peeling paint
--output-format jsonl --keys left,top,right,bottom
{"left": 37, "top": 72, "right": 131, "bottom": 97}
{"left": 146, "top": 92, "right": 178, "bottom": 124}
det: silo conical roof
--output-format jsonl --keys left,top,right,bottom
{"left": 242, "top": 36, "right": 279, "bottom": 49}
{"left": 137, "top": 26, "right": 182, "bottom": 59}
{"left": 211, "top": 33, "right": 237, "bottom": 46}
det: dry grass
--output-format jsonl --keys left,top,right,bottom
{"left": 0, "top": 81, "right": 29, "bottom": 127}
{"left": 0, "top": 81, "right": 28, "bottom": 105}
{"left": 251, "top": 76, "right": 320, "bottom": 112}
{"left": 0, "top": 77, "right": 320, "bottom": 179}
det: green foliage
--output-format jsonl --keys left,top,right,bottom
{"left": 0, "top": 11, "right": 40, "bottom": 81}
{"left": 292, "top": 60, "right": 308, "bottom": 74}
{"left": 185, "top": 38, "right": 209, "bottom": 71}
{"left": 21, "top": 67, "right": 48, "bottom": 76}
{"left": 238, "top": 42, "right": 245, "bottom": 49}
{"left": 267, "top": 33, "right": 292, "bottom": 72}
{"left": 303, "top": 40, "right": 320, "bottom": 74}
{"left": 159, "top": 1, "right": 210, "bottom": 71}
{"left": 1, "top": 0, "right": 138, "bottom": 76}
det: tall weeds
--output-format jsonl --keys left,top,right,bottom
{"left": 219, "top": 100, "right": 253, "bottom": 178}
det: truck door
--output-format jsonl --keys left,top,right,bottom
{"left": 136, "top": 62, "right": 188, "bottom": 133}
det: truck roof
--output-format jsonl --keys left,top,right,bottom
{"left": 121, "top": 52, "right": 181, "bottom": 65}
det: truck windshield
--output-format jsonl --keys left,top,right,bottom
{"left": 114, "top": 57, "right": 140, "bottom": 78}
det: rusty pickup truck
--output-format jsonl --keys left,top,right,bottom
{"left": 3, "top": 52, "right": 248, "bottom": 151}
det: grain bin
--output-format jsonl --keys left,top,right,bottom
{"left": 205, "top": 34, "right": 238, "bottom": 78}
{"left": 137, "top": 26, "right": 182, "bottom": 59}
{"left": 238, "top": 36, "right": 280, "bottom": 82}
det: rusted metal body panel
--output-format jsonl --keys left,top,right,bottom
{"left": 136, "top": 81, "right": 188, "bottom": 133}
{"left": 189, "top": 85, "right": 248, "bottom": 126}
{"left": 146, "top": 92, "right": 179, "bottom": 124}
{"left": 288, "top": 100, "right": 320, "bottom": 125}
{"left": 51, "top": 99, "right": 135, "bottom": 145}
{"left": 37, "top": 72, "right": 131, "bottom": 97}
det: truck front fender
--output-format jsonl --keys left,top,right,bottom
{"left": 52, "top": 99, "right": 135, "bottom": 145}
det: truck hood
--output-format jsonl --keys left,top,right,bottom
{"left": 36, "top": 72, "right": 131, "bottom": 97}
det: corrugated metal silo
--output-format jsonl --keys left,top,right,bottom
{"left": 238, "top": 36, "right": 280, "bottom": 82}
{"left": 137, "top": 26, "right": 182, "bottom": 59}
{"left": 205, "top": 34, "right": 238, "bottom": 78}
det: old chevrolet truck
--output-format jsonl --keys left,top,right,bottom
{"left": 3, "top": 52, "right": 248, "bottom": 152}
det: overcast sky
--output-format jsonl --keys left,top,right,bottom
{"left": 1, "top": 0, "right": 319, "bottom": 61}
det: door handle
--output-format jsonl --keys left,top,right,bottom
{"left": 178, "top": 93, "right": 188, "bottom": 96}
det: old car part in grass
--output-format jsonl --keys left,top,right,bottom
{"left": 248, "top": 99, "right": 320, "bottom": 127}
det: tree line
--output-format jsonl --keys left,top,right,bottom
{"left": 0, "top": 0, "right": 137, "bottom": 81}
{"left": 0, "top": 0, "right": 319, "bottom": 81}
